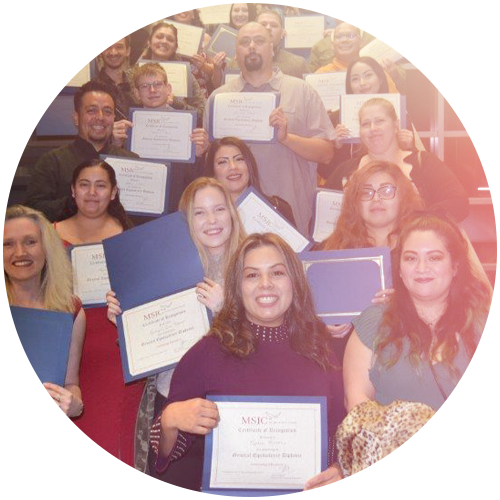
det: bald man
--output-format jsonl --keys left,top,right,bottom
{"left": 206, "top": 23, "right": 335, "bottom": 235}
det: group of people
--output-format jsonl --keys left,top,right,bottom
{"left": 5, "top": 4, "right": 492, "bottom": 494}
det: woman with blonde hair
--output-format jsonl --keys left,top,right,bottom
{"left": 4, "top": 205, "right": 85, "bottom": 417}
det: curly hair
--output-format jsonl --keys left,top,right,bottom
{"left": 209, "top": 233, "right": 337, "bottom": 371}
{"left": 375, "top": 212, "right": 492, "bottom": 377}
{"left": 346, "top": 57, "right": 389, "bottom": 94}
{"left": 322, "top": 161, "right": 424, "bottom": 250}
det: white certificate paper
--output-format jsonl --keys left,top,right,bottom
{"left": 212, "top": 92, "right": 277, "bottom": 142}
{"left": 130, "top": 109, "right": 193, "bottom": 161}
{"left": 199, "top": 5, "right": 231, "bottom": 25}
{"left": 284, "top": 15, "right": 324, "bottom": 48}
{"left": 313, "top": 190, "right": 344, "bottom": 243}
{"left": 71, "top": 244, "right": 110, "bottom": 306}
{"left": 340, "top": 93, "right": 402, "bottom": 138}
{"left": 168, "top": 21, "right": 204, "bottom": 57}
{"left": 3, "top": 399, "right": 54, "bottom": 486}
{"left": 104, "top": 157, "right": 167, "bottom": 215}
{"left": 305, "top": 72, "right": 346, "bottom": 112}
{"left": 121, "top": 288, "right": 210, "bottom": 377}
{"left": 360, "top": 38, "right": 403, "bottom": 64}
{"left": 238, "top": 191, "right": 309, "bottom": 252}
{"left": 138, "top": 60, "right": 189, "bottom": 98}
{"left": 209, "top": 400, "right": 323, "bottom": 490}
{"left": 35, "top": 47, "right": 90, "bottom": 87}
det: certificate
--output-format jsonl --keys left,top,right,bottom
{"left": 35, "top": 47, "right": 90, "bottom": 87}
{"left": 312, "top": 189, "right": 344, "bottom": 243}
{"left": 70, "top": 243, "right": 110, "bottom": 307}
{"left": 199, "top": 5, "right": 231, "bottom": 25}
{"left": 210, "top": 92, "right": 279, "bottom": 143}
{"left": 224, "top": 71, "right": 240, "bottom": 85}
{"left": 120, "top": 288, "right": 210, "bottom": 379}
{"left": 129, "top": 108, "right": 196, "bottom": 163}
{"left": 304, "top": 72, "right": 346, "bottom": 112}
{"left": 3, "top": 397, "right": 58, "bottom": 487}
{"left": 205, "top": 24, "right": 238, "bottom": 60}
{"left": 168, "top": 21, "right": 205, "bottom": 58}
{"left": 101, "top": 155, "right": 170, "bottom": 216}
{"left": 202, "top": 396, "right": 327, "bottom": 495}
{"left": 237, "top": 188, "right": 311, "bottom": 253}
{"left": 299, "top": 247, "right": 392, "bottom": 324}
{"left": 137, "top": 60, "right": 191, "bottom": 98}
{"left": 360, "top": 38, "right": 403, "bottom": 64}
{"left": 340, "top": 93, "right": 406, "bottom": 141}
{"left": 284, "top": 15, "right": 325, "bottom": 48}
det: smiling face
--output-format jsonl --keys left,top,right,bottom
{"left": 174, "top": 11, "right": 195, "bottom": 24}
{"left": 213, "top": 145, "right": 250, "bottom": 201}
{"left": 359, "top": 104, "right": 400, "bottom": 155}
{"left": 231, "top": 3, "right": 250, "bottom": 28}
{"left": 236, "top": 23, "right": 273, "bottom": 73}
{"left": 191, "top": 186, "right": 233, "bottom": 256}
{"left": 149, "top": 26, "right": 177, "bottom": 60}
{"left": 400, "top": 230, "right": 456, "bottom": 306}
{"left": 241, "top": 245, "right": 293, "bottom": 327}
{"left": 3, "top": 218, "right": 46, "bottom": 285}
{"left": 72, "top": 166, "right": 117, "bottom": 218}
{"left": 333, "top": 23, "right": 361, "bottom": 63}
{"left": 101, "top": 39, "right": 130, "bottom": 70}
{"left": 350, "top": 61, "right": 381, "bottom": 94}
{"left": 134, "top": 72, "right": 171, "bottom": 109}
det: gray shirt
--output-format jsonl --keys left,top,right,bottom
{"left": 205, "top": 69, "right": 335, "bottom": 235}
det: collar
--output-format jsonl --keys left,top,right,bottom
{"left": 98, "top": 67, "right": 129, "bottom": 88}
{"left": 74, "top": 136, "right": 110, "bottom": 157}
{"left": 236, "top": 67, "right": 284, "bottom": 92}
{"left": 249, "top": 321, "right": 289, "bottom": 343}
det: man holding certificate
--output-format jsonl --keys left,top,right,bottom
{"left": 148, "top": 234, "right": 344, "bottom": 493}
{"left": 206, "top": 22, "right": 335, "bottom": 236}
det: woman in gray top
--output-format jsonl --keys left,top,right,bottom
{"left": 343, "top": 212, "right": 491, "bottom": 411}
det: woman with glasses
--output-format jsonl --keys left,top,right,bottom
{"left": 324, "top": 97, "right": 469, "bottom": 222}
{"left": 319, "top": 161, "right": 424, "bottom": 360}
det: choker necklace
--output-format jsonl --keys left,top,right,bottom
{"left": 249, "top": 322, "right": 289, "bottom": 343}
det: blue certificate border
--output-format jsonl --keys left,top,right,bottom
{"left": 341, "top": 94, "right": 407, "bottom": 144}
{"left": 202, "top": 395, "right": 327, "bottom": 496}
{"left": 299, "top": 246, "right": 393, "bottom": 324}
{"left": 236, "top": 186, "right": 312, "bottom": 252}
{"left": 100, "top": 154, "right": 172, "bottom": 218}
{"left": 310, "top": 187, "right": 345, "bottom": 243}
{"left": 3, "top": 392, "right": 59, "bottom": 488}
{"left": 205, "top": 24, "right": 238, "bottom": 60}
{"left": 137, "top": 59, "right": 193, "bottom": 98}
{"left": 67, "top": 242, "right": 108, "bottom": 308}
{"left": 127, "top": 107, "right": 197, "bottom": 163}
{"left": 116, "top": 290, "right": 212, "bottom": 383}
{"left": 208, "top": 92, "right": 281, "bottom": 143}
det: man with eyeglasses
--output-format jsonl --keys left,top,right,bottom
{"left": 115, "top": 62, "right": 209, "bottom": 212}
{"left": 24, "top": 80, "right": 138, "bottom": 221}
{"left": 205, "top": 22, "right": 335, "bottom": 236}
{"left": 310, "top": 3, "right": 380, "bottom": 71}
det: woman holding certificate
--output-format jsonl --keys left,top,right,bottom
{"left": 343, "top": 212, "right": 491, "bottom": 412}
{"left": 55, "top": 159, "right": 143, "bottom": 467}
{"left": 4, "top": 205, "right": 85, "bottom": 417}
{"left": 148, "top": 233, "right": 345, "bottom": 492}
{"left": 324, "top": 97, "right": 470, "bottom": 222}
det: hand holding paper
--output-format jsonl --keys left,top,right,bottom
{"left": 106, "top": 290, "right": 121, "bottom": 326}
{"left": 269, "top": 107, "right": 288, "bottom": 143}
{"left": 165, "top": 398, "right": 220, "bottom": 435}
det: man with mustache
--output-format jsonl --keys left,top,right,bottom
{"left": 205, "top": 22, "right": 335, "bottom": 236}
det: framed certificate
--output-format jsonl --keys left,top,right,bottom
{"left": 304, "top": 72, "right": 346, "bottom": 112}
{"left": 117, "top": 287, "right": 211, "bottom": 382}
{"left": 236, "top": 187, "right": 311, "bottom": 253}
{"left": 360, "top": 38, "right": 404, "bottom": 64}
{"left": 168, "top": 21, "right": 205, "bottom": 58}
{"left": 209, "top": 92, "right": 280, "bottom": 143}
{"left": 202, "top": 395, "right": 327, "bottom": 496}
{"left": 311, "top": 189, "right": 344, "bottom": 243}
{"left": 340, "top": 93, "right": 406, "bottom": 142}
{"left": 284, "top": 15, "right": 325, "bottom": 49}
{"left": 101, "top": 155, "right": 171, "bottom": 217}
{"left": 35, "top": 47, "right": 91, "bottom": 88}
{"left": 205, "top": 24, "right": 239, "bottom": 60}
{"left": 199, "top": 5, "right": 231, "bottom": 25}
{"left": 70, "top": 243, "right": 110, "bottom": 308}
{"left": 299, "top": 247, "right": 393, "bottom": 324}
{"left": 128, "top": 108, "right": 196, "bottom": 163}
{"left": 137, "top": 59, "right": 192, "bottom": 98}
{"left": 3, "top": 306, "right": 73, "bottom": 487}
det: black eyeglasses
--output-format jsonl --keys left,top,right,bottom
{"left": 360, "top": 185, "right": 397, "bottom": 201}
{"left": 138, "top": 81, "right": 166, "bottom": 92}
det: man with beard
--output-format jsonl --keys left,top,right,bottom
{"left": 25, "top": 80, "right": 138, "bottom": 221}
{"left": 205, "top": 22, "right": 335, "bottom": 236}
